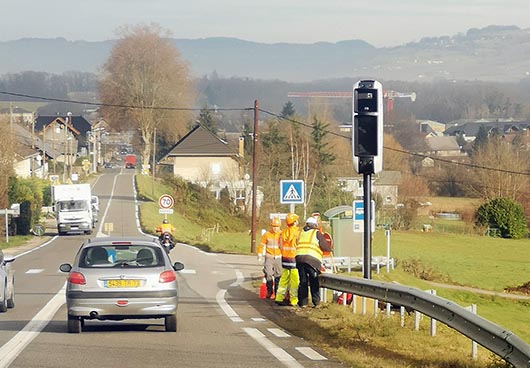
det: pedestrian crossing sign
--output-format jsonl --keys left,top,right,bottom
{"left": 280, "top": 180, "right": 304, "bottom": 204}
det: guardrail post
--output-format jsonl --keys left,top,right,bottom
{"left": 429, "top": 289, "right": 437, "bottom": 336}
{"left": 362, "top": 297, "right": 367, "bottom": 315}
{"left": 414, "top": 310, "right": 421, "bottom": 331}
{"left": 373, "top": 299, "right": 378, "bottom": 317}
{"left": 400, "top": 306, "right": 405, "bottom": 327}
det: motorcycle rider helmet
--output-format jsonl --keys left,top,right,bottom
{"left": 163, "top": 219, "right": 168, "bottom": 224}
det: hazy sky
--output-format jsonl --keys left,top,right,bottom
{"left": 2, "top": 0, "right": 530, "bottom": 47}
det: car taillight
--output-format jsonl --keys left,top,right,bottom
{"left": 68, "top": 272, "right": 86, "bottom": 285}
{"left": 159, "top": 270, "right": 176, "bottom": 283}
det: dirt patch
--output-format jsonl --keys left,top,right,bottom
{"left": 504, "top": 281, "right": 530, "bottom": 294}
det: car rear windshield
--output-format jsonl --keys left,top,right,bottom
{"left": 79, "top": 245, "right": 165, "bottom": 268}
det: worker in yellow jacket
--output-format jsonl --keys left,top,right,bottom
{"left": 257, "top": 217, "right": 282, "bottom": 299}
{"left": 275, "top": 213, "right": 300, "bottom": 307}
{"left": 296, "top": 216, "right": 332, "bottom": 308}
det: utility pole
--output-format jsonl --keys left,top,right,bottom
{"left": 152, "top": 127, "right": 156, "bottom": 197}
{"left": 250, "top": 100, "right": 259, "bottom": 254}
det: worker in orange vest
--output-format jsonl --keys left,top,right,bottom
{"left": 275, "top": 213, "right": 300, "bottom": 307}
{"left": 257, "top": 217, "right": 282, "bottom": 299}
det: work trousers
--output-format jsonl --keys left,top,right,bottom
{"left": 263, "top": 256, "right": 282, "bottom": 281}
{"left": 275, "top": 267, "right": 299, "bottom": 305}
{"left": 297, "top": 262, "right": 320, "bottom": 307}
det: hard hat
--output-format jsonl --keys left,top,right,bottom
{"left": 305, "top": 216, "right": 318, "bottom": 226}
{"left": 270, "top": 217, "right": 281, "bottom": 227}
{"left": 163, "top": 219, "right": 168, "bottom": 224}
{"left": 286, "top": 213, "right": 299, "bottom": 226}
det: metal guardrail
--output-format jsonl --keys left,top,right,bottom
{"left": 319, "top": 273, "right": 530, "bottom": 368}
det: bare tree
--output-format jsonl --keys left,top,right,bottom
{"left": 470, "top": 136, "right": 529, "bottom": 200}
{"left": 99, "top": 23, "right": 195, "bottom": 167}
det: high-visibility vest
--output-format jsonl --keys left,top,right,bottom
{"left": 296, "top": 228, "right": 322, "bottom": 261}
{"left": 280, "top": 225, "right": 299, "bottom": 267}
{"left": 258, "top": 230, "right": 281, "bottom": 257}
{"left": 156, "top": 223, "right": 175, "bottom": 234}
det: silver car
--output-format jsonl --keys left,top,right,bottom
{"left": 0, "top": 249, "right": 15, "bottom": 312}
{"left": 60, "top": 237, "right": 184, "bottom": 333}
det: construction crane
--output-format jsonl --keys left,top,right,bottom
{"left": 286, "top": 90, "right": 416, "bottom": 113}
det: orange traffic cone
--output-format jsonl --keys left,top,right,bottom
{"left": 259, "top": 275, "right": 267, "bottom": 299}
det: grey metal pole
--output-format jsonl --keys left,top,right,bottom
{"left": 363, "top": 172, "right": 372, "bottom": 279}
{"left": 250, "top": 100, "right": 259, "bottom": 254}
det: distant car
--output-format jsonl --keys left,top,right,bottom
{"left": 0, "top": 249, "right": 15, "bottom": 312}
{"left": 59, "top": 237, "right": 184, "bottom": 333}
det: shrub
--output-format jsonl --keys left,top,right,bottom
{"left": 476, "top": 197, "right": 528, "bottom": 239}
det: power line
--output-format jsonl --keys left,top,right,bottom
{"left": 0, "top": 91, "right": 251, "bottom": 112}
{"left": 3, "top": 90, "right": 529, "bottom": 178}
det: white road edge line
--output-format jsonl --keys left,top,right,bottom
{"left": 0, "top": 284, "right": 66, "bottom": 368}
{"left": 243, "top": 328, "right": 304, "bottom": 368}
{"left": 216, "top": 289, "right": 243, "bottom": 322}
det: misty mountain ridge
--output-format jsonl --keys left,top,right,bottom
{"left": 1, "top": 25, "right": 530, "bottom": 82}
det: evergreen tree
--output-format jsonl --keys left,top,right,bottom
{"left": 281, "top": 101, "right": 296, "bottom": 118}
{"left": 198, "top": 105, "right": 217, "bottom": 134}
{"left": 473, "top": 125, "right": 489, "bottom": 154}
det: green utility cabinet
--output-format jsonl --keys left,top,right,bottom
{"left": 324, "top": 205, "right": 363, "bottom": 257}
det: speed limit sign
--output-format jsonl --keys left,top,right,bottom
{"left": 159, "top": 194, "right": 174, "bottom": 209}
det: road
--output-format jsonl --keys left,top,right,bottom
{"left": 0, "top": 170, "right": 342, "bottom": 368}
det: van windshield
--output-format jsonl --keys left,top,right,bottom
{"left": 58, "top": 200, "right": 87, "bottom": 212}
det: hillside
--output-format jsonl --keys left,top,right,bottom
{"left": 1, "top": 25, "right": 530, "bottom": 82}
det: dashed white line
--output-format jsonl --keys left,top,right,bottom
{"left": 295, "top": 347, "right": 327, "bottom": 361}
{"left": 251, "top": 317, "right": 267, "bottom": 322}
{"left": 25, "top": 269, "right": 44, "bottom": 274}
{"left": 268, "top": 328, "right": 290, "bottom": 338}
{"left": 243, "top": 328, "right": 303, "bottom": 368}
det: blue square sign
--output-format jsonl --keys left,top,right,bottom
{"left": 280, "top": 180, "right": 304, "bottom": 204}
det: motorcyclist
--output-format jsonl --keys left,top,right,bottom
{"left": 155, "top": 219, "right": 176, "bottom": 250}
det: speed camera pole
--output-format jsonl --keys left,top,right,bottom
{"left": 352, "top": 80, "right": 383, "bottom": 280}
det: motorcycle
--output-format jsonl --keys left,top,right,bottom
{"left": 160, "top": 232, "right": 175, "bottom": 254}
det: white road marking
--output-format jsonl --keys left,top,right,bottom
{"left": 268, "top": 328, "right": 290, "bottom": 338}
{"left": 8, "top": 237, "right": 57, "bottom": 259}
{"left": 179, "top": 269, "right": 196, "bottom": 274}
{"left": 0, "top": 284, "right": 66, "bottom": 368}
{"left": 96, "top": 174, "right": 119, "bottom": 235}
{"left": 251, "top": 317, "right": 267, "bottom": 322}
{"left": 243, "top": 328, "right": 303, "bottom": 368}
{"left": 216, "top": 289, "right": 243, "bottom": 322}
{"left": 295, "top": 347, "right": 328, "bottom": 361}
{"left": 25, "top": 269, "right": 44, "bottom": 274}
{"left": 230, "top": 270, "right": 244, "bottom": 287}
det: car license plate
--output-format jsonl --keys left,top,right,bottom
{"left": 105, "top": 279, "right": 140, "bottom": 288}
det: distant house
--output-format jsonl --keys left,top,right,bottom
{"left": 12, "top": 123, "right": 60, "bottom": 178}
{"left": 338, "top": 171, "right": 402, "bottom": 207}
{"left": 425, "top": 136, "right": 462, "bottom": 156}
{"left": 38, "top": 117, "right": 80, "bottom": 167}
{"left": 0, "top": 106, "right": 34, "bottom": 124}
{"left": 35, "top": 115, "right": 92, "bottom": 151}
{"left": 417, "top": 119, "right": 446, "bottom": 137}
{"left": 443, "top": 119, "right": 530, "bottom": 141}
{"left": 159, "top": 124, "right": 241, "bottom": 186}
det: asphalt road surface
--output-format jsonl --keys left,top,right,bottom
{"left": 0, "top": 170, "right": 343, "bottom": 368}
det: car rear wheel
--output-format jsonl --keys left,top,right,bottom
{"left": 67, "top": 314, "right": 82, "bottom": 333}
{"left": 7, "top": 288, "right": 14, "bottom": 309}
{"left": 165, "top": 315, "right": 177, "bottom": 332}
